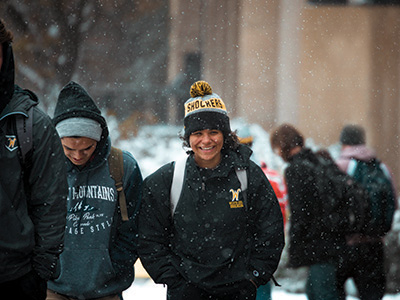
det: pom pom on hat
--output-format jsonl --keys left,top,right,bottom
{"left": 184, "top": 81, "right": 231, "bottom": 137}
{"left": 190, "top": 80, "right": 213, "bottom": 98}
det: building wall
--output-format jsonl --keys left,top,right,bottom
{"left": 168, "top": 0, "right": 400, "bottom": 188}
{"left": 298, "top": 5, "right": 400, "bottom": 189}
{"left": 167, "top": 0, "right": 240, "bottom": 122}
{"left": 235, "top": 0, "right": 280, "bottom": 129}
{"left": 298, "top": 6, "right": 372, "bottom": 143}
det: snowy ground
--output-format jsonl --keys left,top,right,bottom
{"left": 123, "top": 278, "right": 400, "bottom": 300}
{"left": 124, "top": 278, "right": 314, "bottom": 299}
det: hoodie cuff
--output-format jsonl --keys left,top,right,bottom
{"left": 248, "top": 268, "right": 268, "bottom": 287}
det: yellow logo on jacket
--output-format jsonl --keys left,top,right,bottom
{"left": 5, "top": 135, "right": 18, "bottom": 152}
{"left": 229, "top": 188, "right": 243, "bottom": 208}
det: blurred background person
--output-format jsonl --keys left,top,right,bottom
{"left": 270, "top": 123, "right": 346, "bottom": 300}
{"left": 335, "top": 124, "right": 396, "bottom": 300}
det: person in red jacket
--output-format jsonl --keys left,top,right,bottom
{"left": 237, "top": 130, "right": 288, "bottom": 227}
{"left": 238, "top": 131, "right": 288, "bottom": 300}
{"left": 260, "top": 162, "right": 288, "bottom": 227}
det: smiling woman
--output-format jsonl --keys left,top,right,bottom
{"left": 138, "top": 80, "right": 285, "bottom": 300}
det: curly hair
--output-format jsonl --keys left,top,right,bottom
{"left": 180, "top": 130, "right": 240, "bottom": 154}
{"left": 270, "top": 123, "right": 304, "bottom": 162}
{"left": 0, "top": 19, "right": 13, "bottom": 45}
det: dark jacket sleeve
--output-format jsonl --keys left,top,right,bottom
{"left": 138, "top": 163, "right": 184, "bottom": 288}
{"left": 285, "top": 162, "right": 316, "bottom": 240}
{"left": 28, "top": 107, "right": 68, "bottom": 280}
{"left": 247, "top": 162, "right": 285, "bottom": 286}
{"left": 284, "top": 159, "right": 321, "bottom": 268}
{"left": 109, "top": 151, "right": 143, "bottom": 276}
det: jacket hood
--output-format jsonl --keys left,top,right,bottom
{"left": 231, "top": 144, "right": 252, "bottom": 168}
{"left": 0, "top": 43, "right": 15, "bottom": 113}
{"left": 0, "top": 86, "right": 38, "bottom": 120}
{"left": 53, "top": 81, "right": 109, "bottom": 142}
{"left": 288, "top": 147, "right": 317, "bottom": 164}
{"left": 339, "top": 144, "right": 376, "bottom": 161}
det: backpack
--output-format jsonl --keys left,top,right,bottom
{"left": 311, "top": 155, "right": 371, "bottom": 235}
{"left": 15, "top": 112, "right": 129, "bottom": 222}
{"left": 170, "top": 156, "right": 248, "bottom": 216}
{"left": 347, "top": 158, "right": 396, "bottom": 236}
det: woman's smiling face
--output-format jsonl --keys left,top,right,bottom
{"left": 189, "top": 129, "right": 224, "bottom": 169}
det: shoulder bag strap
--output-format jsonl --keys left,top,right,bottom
{"left": 170, "top": 156, "right": 188, "bottom": 216}
{"left": 109, "top": 147, "right": 129, "bottom": 221}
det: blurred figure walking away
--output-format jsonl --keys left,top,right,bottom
{"left": 335, "top": 124, "right": 396, "bottom": 300}
{"left": 271, "top": 123, "right": 346, "bottom": 300}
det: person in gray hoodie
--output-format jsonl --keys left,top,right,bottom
{"left": 47, "top": 81, "right": 143, "bottom": 300}
{"left": 335, "top": 124, "right": 397, "bottom": 300}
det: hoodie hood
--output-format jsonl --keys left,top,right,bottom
{"left": 53, "top": 81, "right": 109, "bottom": 142}
{"left": 339, "top": 144, "right": 376, "bottom": 162}
{"left": 53, "top": 81, "right": 109, "bottom": 163}
{"left": 336, "top": 144, "right": 377, "bottom": 173}
{"left": 0, "top": 43, "right": 15, "bottom": 113}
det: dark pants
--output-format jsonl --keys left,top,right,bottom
{"left": 306, "top": 262, "right": 340, "bottom": 300}
{"left": 167, "top": 281, "right": 257, "bottom": 300}
{"left": 0, "top": 270, "right": 47, "bottom": 300}
{"left": 336, "top": 241, "right": 386, "bottom": 300}
{"left": 256, "top": 282, "right": 271, "bottom": 300}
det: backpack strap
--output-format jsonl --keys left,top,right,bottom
{"left": 170, "top": 156, "right": 188, "bottom": 216}
{"left": 109, "top": 147, "right": 129, "bottom": 221}
{"left": 236, "top": 169, "right": 247, "bottom": 191}
{"left": 235, "top": 168, "right": 248, "bottom": 211}
{"left": 379, "top": 162, "right": 392, "bottom": 180}
{"left": 16, "top": 106, "right": 33, "bottom": 165}
{"left": 346, "top": 158, "right": 358, "bottom": 177}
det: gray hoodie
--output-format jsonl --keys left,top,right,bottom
{"left": 48, "top": 82, "right": 143, "bottom": 298}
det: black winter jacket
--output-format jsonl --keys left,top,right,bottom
{"left": 285, "top": 148, "right": 346, "bottom": 268}
{"left": 0, "top": 86, "right": 68, "bottom": 282}
{"left": 138, "top": 145, "right": 284, "bottom": 292}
